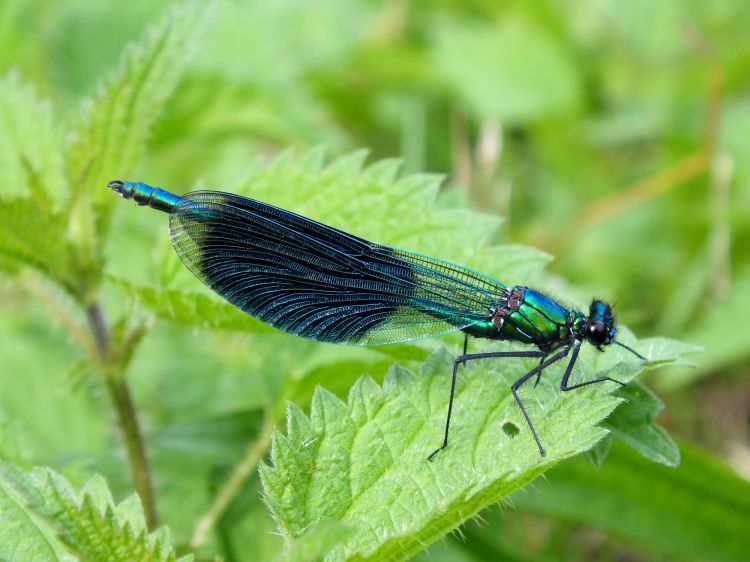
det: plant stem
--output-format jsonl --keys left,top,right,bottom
{"left": 86, "top": 302, "right": 158, "bottom": 530}
{"left": 104, "top": 376, "right": 158, "bottom": 530}
{"left": 86, "top": 302, "right": 110, "bottom": 355}
{"left": 190, "top": 415, "right": 276, "bottom": 548}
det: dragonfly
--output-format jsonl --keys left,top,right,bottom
{"left": 109, "top": 180, "right": 645, "bottom": 459}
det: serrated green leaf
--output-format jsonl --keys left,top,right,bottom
{"left": 261, "top": 344, "right": 668, "bottom": 562}
{"left": 0, "top": 198, "right": 79, "bottom": 295}
{"left": 632, "top": 337, "right": 702, "bottom": 367}
{"left": 576, "top": 333, "right": 695, "bottom": 467}
{"left": 276, "top": 521, "right": 354, "bottom": 562}
{"left": 0, "top": 462, "right": 190, "bottom": 562}
{"left": 285, "top": 353, "right": 403, "bottom": 414}
{"left": 514, "top": 441, "right": 750, "bottom": 562}
{"left": 0, "top": 72, "right": 66, "bottom": 206}
{"left": 114, "top": 494, "right": 148, "bottom": 535}
{"left": 0, "top": 471, "right": 75, "bottom": 562}
{"left": 66, "top": 0, "right": 216, "bottom": 265}
{"left": 604, "top": 380, "right": 680, "bottom": 467}
{"left": 584, "top": 434, "right": 613, "bottom": 469}
{"left": 109, "top": 275, "right": 276, "bottom": 332}
{"left": 79, "top": 474, "right": 116, "bottom": 518}
{"left": 360, "top": 158, "right": 401, "bottom": 186}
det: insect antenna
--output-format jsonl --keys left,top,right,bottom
{"left": 614, "top": 341, "right": 646, "bottom": 360}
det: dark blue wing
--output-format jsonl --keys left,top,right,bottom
{"left": 168, "top": 191, "right": 507, "bottom": 345}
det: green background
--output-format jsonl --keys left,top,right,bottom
{"left": 0, "top": 0, "right": 749, "bottom": 560}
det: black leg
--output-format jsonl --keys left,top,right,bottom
{"left": 511, "top": 345, "right": 572, "bottom": 457}
{"left": 559, "top": 345, "right": 625, "bottom": 391}
{"left": 463, "top": 333, "right": 469, "bottom": 356}
{"left": 533, "top": 354, "right": 548, "bottom": 388}
{"left": 427, "top": 348, "right": 546, "bottom": 461}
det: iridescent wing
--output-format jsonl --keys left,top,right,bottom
{"left": 169, "top": 191, "right": 507, "bottom": 345}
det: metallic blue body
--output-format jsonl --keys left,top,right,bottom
{"left": 107, "top": 180, "right": 613, "bottom": 351}
{"left": 108, "top": 179, "right": 642, "bottom": 460}
{"left": 111, "top": 181, "right": 183, "bottom": 212}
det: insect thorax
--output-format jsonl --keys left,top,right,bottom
{"left": 468, "top": 286, "right": 572, "bottom": 347}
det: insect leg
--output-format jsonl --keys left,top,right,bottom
{"left": 427, "top": 349, "right": 546, "bottom": 462}
{"left": 533, "top": 354, "right": 549, "bottom": 388}
{"left": 511, "top": 346, "right": 572, "bottom": 457}
{"left": 559, "top": 343, "right": 625, "bottom": 391}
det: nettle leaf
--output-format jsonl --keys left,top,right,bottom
{"left": 585, "top": 332, "right": 700, "bottom": 377}
{"left": 0, "top": 197, "right": 79, "bottom": 294}
{"left": 583, "top": 333, "right": 696, "bottom": 466}
{"left": 0, "top": 462, "right": 190, "bottom": 562}
{"left": 584, "top": 434, "right": 613, "bottom": 469}
{"left": 514, "top": 441, "right": 750, "bottom": 562}
{"left": 0, "top": 72, "right": 66, "bottom": 205}
{"left": 261, "top": 344, "right": 674, "bottom": 562}
{"left": 0, "top": 469, "right": 75, "bottom": 562}
{"left": 628, "top": 337, "right": 701, "bottom": 368}
{"left": 604, "top": 381, "right": 679, "bottom": 467}
{"left": 66, "top": 0, "right": 215, "bottom": 265}
{"left": 109, "top": 275, "right": 275, "bottom": 332}
{"left": 276, "top": 521, "right": 354, "bottom": 562}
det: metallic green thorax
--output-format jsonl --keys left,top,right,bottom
{"left": 463, "top": 286, "right": 581, "bottom": 351}
{"left": 108, "top": 180, "right": 182, "bottom": 212}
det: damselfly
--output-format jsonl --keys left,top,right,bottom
{"left": 109, "top": 180, "right": 645, "bottom": 459}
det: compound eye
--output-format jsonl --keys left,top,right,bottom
{"left": 587, "top": 320, "right": 608, "bottom": 345}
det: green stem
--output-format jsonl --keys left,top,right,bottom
{"left": 86, "top": 303, "right": 158, "bottom": 530}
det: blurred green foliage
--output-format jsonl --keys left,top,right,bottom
{"left": 0, "top": 0, "right": 748, "bottom": 561}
